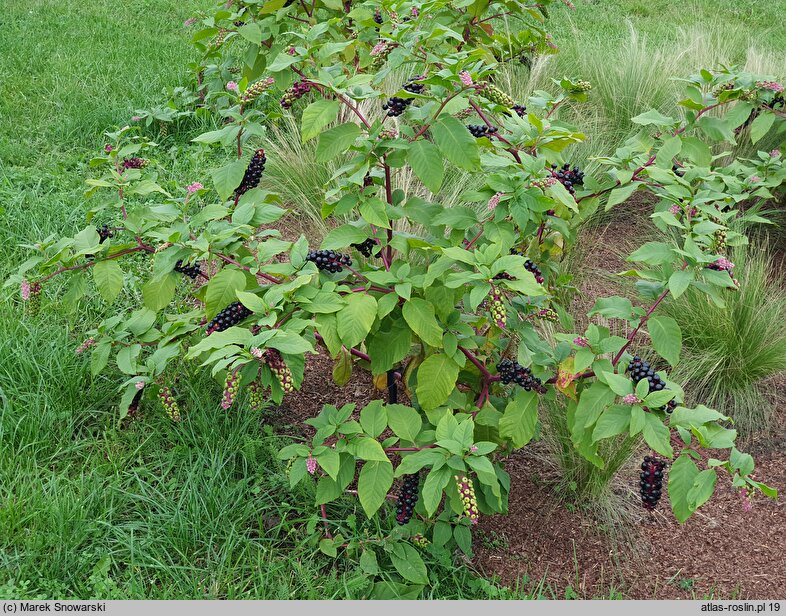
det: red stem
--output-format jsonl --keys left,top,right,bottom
{"left": 459, "top": 346, "right": 491, "bottom": 378}
{"left": 36, "top": 244, "right": 152, "bottom": 285}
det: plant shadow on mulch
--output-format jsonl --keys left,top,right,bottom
{"left": 269, "top": 205, "right": 786, "bottom": 599}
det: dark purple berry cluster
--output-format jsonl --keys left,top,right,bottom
{"left": 672, "top": 163, "right": 685, "bottom": 177}
{"left": 627, "top": 356, "right": 666, "bottom": 392}
{"left": 496, "top": 359, "right": 545, "bottom": 392}
{"left": 206, "top": 301, "right": 252, "bottom": 335}
{"left": 550, "top": 163, "right": 584, "bottom": 195}
{"left": 174, "top": 260, "right": 202, "bottom": 280}
{"left": 351, "top": 238, "right": 376, "bottom": 257}
{"left": 235, "top": 149, "right": 266, "bottom": 197}
{"left": 403, "top": 76, "right": 425, "bottom": 95}
{"left": 639, "top": 456, "right": 666, "bottom": 511}
{"left": 467, "top": 124, "right": 498, "bottom": 138}
{"left": 280, "top": 80, "right": 312, "bottom": 109}
{"left": 127, "top": 389, "right": 144, "bottom": 418}
{"left": 121, "top": 157, "right": 147, "bottom": 170}
{"left": 512, "top": 104, "right": 527, "bottom": 118}
{"left": 396, "top": 473, "right": 420, "bottom": 525}
{"left": 97, "top": 224, "right": 113, "bottom": 243}
{"left": 373, "top": 8, "right": 383, "bottom": 24}
{"left": 382, "top": 96, "right": 413, "bottom": 117}
{"left": 524, "top": 259, "right": 545, "bottom": 284}
{"left": 306, "top": 249, "right": 352, "bottom": 273}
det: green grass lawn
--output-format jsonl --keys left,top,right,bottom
{"left": 0, "top": 0, "right": 783, "bottom": 600}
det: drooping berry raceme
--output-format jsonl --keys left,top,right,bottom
{"left": 550, "top": 163, "right": 585, "bottom": 195}
{"left": 265, "top": 349, "right": 294, "bottom": 392}
{"left": 121, "top": 157, "right": 147, "bottom": 170}
{"left": 639, "top": 456, "right": 666, "bottom": 511}
{"left": 476, "top": 82, "right": 515, "bottom": 107}
{"left": 26, "top": 282, "right": 42, "bottom": 315}
{"left": 382, "top": 96, "right": 412, "bottom": 117}
{"left": 455, "top": 475, "right": 479, "bottom": 525}
{"left": 707, "top": 257, "right": 734, "bottom": 273}
{"left": 411, "top": 534, "right": 429, "bottom": 549}
{"left": 529, "top": 176, "right": 557, "bottom": 191}
{"left": 459, "top": 71, "right": 473, "bottom": 87}
{"left": 247, "top": 380, "right": 264, "bottom": 411}
{"left": 351, "top": 238, "right": 377, "bottom": 258}
{"left": 306, "top": 249, "right": 352, "bottom": 273}
{"left": 488, "top": 286, "right": 507, "bottom": 328}
{"left": 242, "top": 77, "right": 274, "bottom": 104}
{"left": 496, "top": 359, "right": 546, "bottom": 393}
{"left": 524, "top": 259, "right": 545, "bottom": 284}
{"left": 467, "top": 124, "right": 498, "bottom": 138}
{"left": 235, "top": 149, "right": 267, "bottom": 197}
{"left": 158, "top": 386, "right": 181, "bottom": 422}
{"left": 403, "top": 76, "right": 426, "bottom": 95}
{"left": 486, "top": 192, "right": 503, "bottom": 211}
{"left": 221, "top": 371, "right": 239, "bottom": 410}
{"left": 395, "top": 473, "right": 420, "bottom": 525}
{"left": 280, "top": 80, "right": 312, "bottom": 109}
{"left": 174, "top": 260, "right": 202, "bottom": 280}
{"left": 512, "top": 104, "right": 527, "bottom": 118}
{"left": 206, "top": 301, "right": 253, "bottom": 335}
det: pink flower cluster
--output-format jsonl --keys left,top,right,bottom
{"left": 370, "top": 41, "right": 388, "bottom": 57}
{"left": 713, "top": 257, "right": 735, "bottom": 272}
{"left": 226, "top": 81, "right": 240, "bottom": 93}
{"left": 622, "top": 394, "right": 639, "bottom": 405}
{"left": 738, "top": 488, "right": 753, "bottom": 513}
{"left": 186, "top": 182, "right": 203, "bottom": 194}
{"left": 75, "top": 338, "right": 96, "bottom": 354}
{"left": 487, "top": 192, "right": 503, "bottom": 211}
{"left": 251, "top": 347, "right": 264, "bottom": 359}
{"left": 20, "top": 279, "right": 31, "bottom": 301}
{"left": 459, "top": 71, "right": 473, "bottom": 87}
{"left": 749, "top": 175, "right": 761, "bottom": 183}
{"left": 669, "top": 204, "right": 681, "bottom": 215}
{"left": 306, "top": 455, "right": 318, "bottom": 475}
{"left": 286, "top": 46, "right": 297, "bottom": 56}
{"left": 771, "top": 149, "right": 781, "bottom": 158}
{"left": 755, "top": 80, "right": 784, "bottom": 93}
{"left": 573, "top": 337, "right": 589, "bottom": 348}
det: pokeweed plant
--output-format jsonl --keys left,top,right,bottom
{"left": 9, "top": 0, "right": 785, "bottom": 590}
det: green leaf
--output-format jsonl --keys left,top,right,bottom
{"left": 589, "top": 296, "right": 635, "bottom": 320}
{"left": 648, "top": 316, "right": 681, "bottom": 367}
{"left": 422, "top": 466, "right": 451, "bottom": 516}
{"left": 750, "top": 112, "right": 775, "bottom": 144}
{"left": 315, "top": 449, "right": 340, "bottom": 480}
{"left": 631, "top": 109, "right": 675, "bottom": 126}
{"left": 642, "top": 413, "right": 673, "bottom": 458}
{"left": 415, "top": 354, "right": 460, "bottom": 411}
{"left": 142, "top": 272, "right": 177, "bottom": 311}
{"left": 336, "top": 293, "right": 377, "bottom": 348}
{"left": 321, "top": 224, "right": 369, "bottom": 250}
{"left": 368, "top": 321, "right": 412, "bottom": 374}
{"left": 574, "top": 381, "right": 617, "bottom": 431}
{"left": 629, "top": 405, "right": 646, "bottom": 436}
{"left": 357, "top": 460, "right": 394, "bottom": 518}
{"left": 236, "top": 290, "right": 266, "bottom": 313}
{"left": 628, "top": 242, "right": 674, "bottom": 265}
{"left": 359, "top": 550, "right": 379, "bottom": 575}
{"left": 591, "top": 406, "right": 630, "bottom": 442}
{"left": 687, "top": 469, "right": 717, "bottom": 511}
{"left": 355, "top": 437, "right": 389, "bottom": 462}
{"left": 387, "top": 404, "right": 422, "bottom": 442}
{"left": 408, "top": 140, "right": 444, "bottom": 193}
{"left": 655, "top": 136, "right": 682, "bottom": 169}
{"left": 211, "top": 159, "right": 247, "bottom": 201}
{"left": 669, "top": 454, "right": 699, "bottom": 523}
{"left": 668, "top": 270, "right": 693, "bottom": 299}
{"left": 205, "top": 269, "right": 247, "bottom": 320}
{"left": 499, "top": 390, "right": 538, "bottom": 448}
{"left": 605, "top": 182, "right": 641, "bottom": 210}
{"left": 301, "top": 100, "right": 340, "bottom": 143}
{"left": 92, "top": 260, "right": 123, "bottom": 303}
{"left": 600, "top": 372, "right": 633, "bottom": 397}
{"left": 91, "top": 342, "right": 111, "bottom": 376}
{"left": 319, "top": 538, "right": 338, "bottom": 557}
{"left": 402, "top": 299, "right": 442, "bottom": 347}
{"left": 332, "top": 347, "right": 352, "bottom": 386}
{"left": 360, "top": 400, "right": 387, "bottom": 438}
{"left": 359, "top": 197, "right": 390, "bottom": 229}
{"left": 315, "top": 122, "right": 361, "bottom": 163}
{"left": 389, "top": 543, "right": 428, "bottom": 584}
{"left": 431, "top": 116, "right": 480, "bottom": 171}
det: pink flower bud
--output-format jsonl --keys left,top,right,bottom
{"left": 286, "top": 46, "right": 296, "bottom": 56}
{"left": 306, "top": 455, "right": 317, "bottom": 475}
{"left": 573, "top": 337, "right": 589, "bottom": 347}
{"left": 250, "top": 347, "right": 264, "bottom": 359}
{"left": 370, "top": 41, "right": 388, "bottom": 57}
{"left": 470, "top": 445, "right": 478, "bottom": 453}
{"left": 749, "top": 175, "right": 761, "bottom": 183}
{"left": 669, "top": 204, "right": 681, "bottom": 215}
{"left": 770, "top": 149, "right": 781, "bottom": 158}
{"left": 459, "top": 71, "right": 473, "bottom": 87}
{"left": 135, "top": 381, "right": 145, "bottom": 390}
{"left": 226, "top": 81, "right": 240, "bottom": 93}
{"left": 104, "top": 144, "right": 113, "bottom": 153}
{"left": 622, "top": 394, "right": 639, "bottom": 405}
{"left": 131, "top": 115, "right": 142, "bottom": 122}
{"left": 186, "top": 182, "right": 203, "bottom": 194}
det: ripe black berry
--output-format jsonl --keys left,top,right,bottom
{"left": 639, "top": 456, "right": 667, "bottom": 511}
{"left": 396, "top": 473, "right": 420, "bottom": 525}
{"left": 206, "top": 301, "right": 253, "bottom": 335}
{"left": 235, "top": 149, "right": 266, "bottom": 197}
{"left": 174, "top": 259, "right": 202, "bottom": 280}
{"left": 121, "top": 157, "right": 147, "bottom": 170}
{"left": 672, "top": 163, "right": 685, "bottom": 177}
{"left": 351, "top": 238, "right": 376, "bottom": 258}
{"left": 402, "top": 76, "right": 425, "bottom": 95}
{"left": 97, "top": 224, "right": 113, "bottom": 243}
{"left": 550, "top": 163, "right": 584, "bottom": 195}
{"left": 512, "top": 104, "right": 527, "bottom": 118}
{"left": 373, "top": 8, "right": 383, "bottom": 24}
{"left": 467, "top": 124, "right": 498, "bottom": 138}
{"left": 496, "top": 359, "right": 546, "bottom": 393}
{"left": 306, "top": 249, "right": 352, "bottom": 273}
